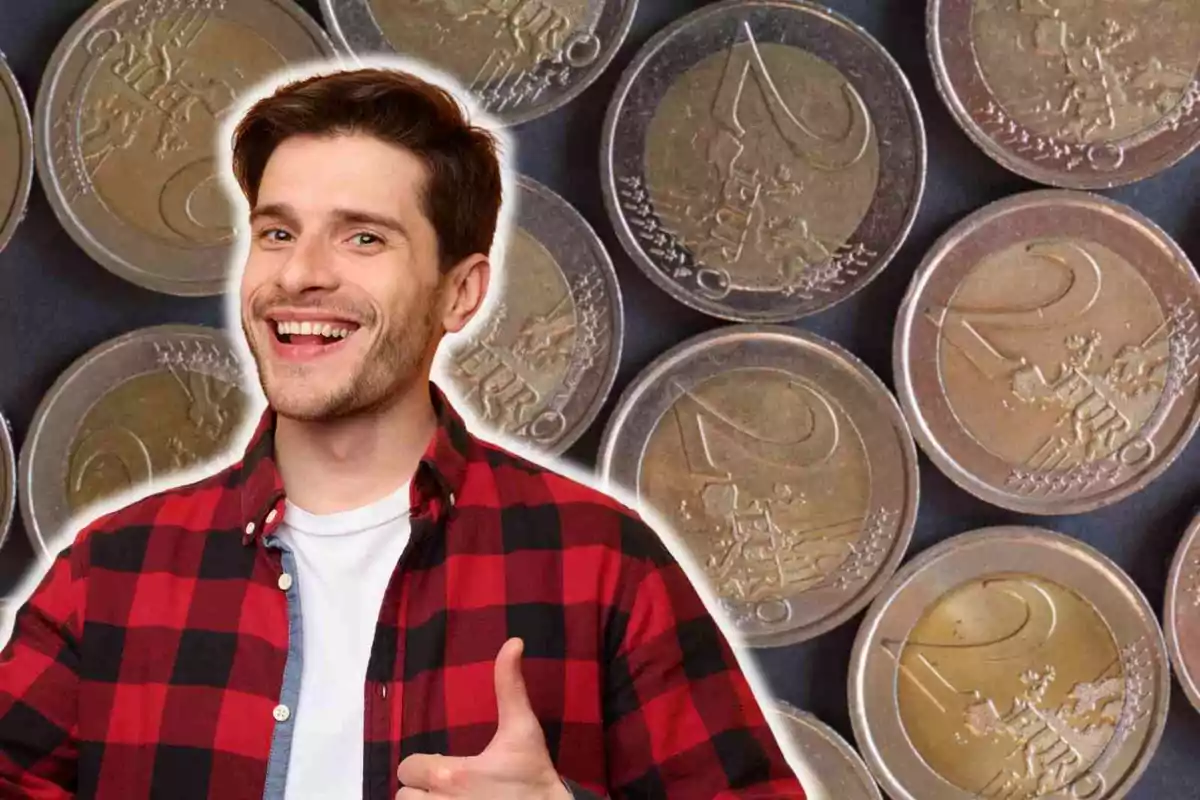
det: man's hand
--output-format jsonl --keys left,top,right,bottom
{"left": 395, "top": 638, "right": 572, "bottom": 799}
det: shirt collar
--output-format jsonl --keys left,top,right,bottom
{"left": 235, "top": 381, "right": 470, "bottom": 545}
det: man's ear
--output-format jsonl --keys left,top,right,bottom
{"left": 441, "top": 253, "right": 491, "bottom": 335}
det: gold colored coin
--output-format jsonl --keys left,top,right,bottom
{"left": 0, "top": 52, "right": 32, "bottom": 254}
{"left": 850, "top": 526, "right": 1169, "bottom": 800}
{"left": 895, "top": 190, "right": 1200, "bottom": 514}
{"left": 599, "top": 325, "right": 918, "bottom": 648}
{"left": 19, "top": 326, "right": 251, "bottom": 558}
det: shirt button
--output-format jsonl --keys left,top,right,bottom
{"left": 273, "top": 703, "right": 290, "bottom": 722}
{"left": 244, "top": 521, "right": 256, "bottom": 536}
{"left": 277, "top": 573, "right": 293, "bottom": 591}
{"left": 265, "top": 508, "right": 278, "bottom": 525}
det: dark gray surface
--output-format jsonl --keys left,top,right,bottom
{"left": 0, "top": 0, "right": 1197, "bottom": 796}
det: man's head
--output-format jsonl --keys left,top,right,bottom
{"left": 231, "top": 68, "right": 502, "bottom": 421}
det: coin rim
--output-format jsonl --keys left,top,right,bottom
{"left": 599, "top": 0, "right": 927, "bottom": 323}
{"left": 596, "top": 322, "right": 920, "bottom": 648}
{"left": 0, "top": 51, "right": 34, "bottom": 255}
{"left": 0, "top": 412, "right": 16, "bottom": 551}
{"left": 773, "top": 701, "right": 884, "bottom": 800}
{"left": 32, "top": 0, "right": 336, "bottom": 297}
{"left": 847, "top": 524, "right": 1171, "bottom": 800}
{"left": 317, "top": 0, "right": 640, "bottom": 127}
{"left": 926, "top": 0, "right": 1200, "bottom": 189}
{"left": 18, "top": 324, "right": 234, "bottom": 560}
{"left": 893, "top": 188, "right": 1200, "bottom": 515}
{"left": 1164, "top": 510, "right": 1200, "bottom": 716}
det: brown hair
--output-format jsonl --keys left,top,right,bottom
{"left": 231, "top": 67, "right": 503, "bottom": 271}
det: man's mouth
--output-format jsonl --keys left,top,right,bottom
{"left": 266, "top": 317, "right": 363, "bottom": 361}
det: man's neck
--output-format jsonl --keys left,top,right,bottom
{"left": 272, "top": 381, "right": 438, "bottom": 515}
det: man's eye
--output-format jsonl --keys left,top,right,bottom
{"left": 259, "top": 228, "right": 292, "bottom": 243}
{"left": 351, "top": 232, "right": 382, "bottom": 246}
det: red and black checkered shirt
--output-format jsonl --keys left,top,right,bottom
{"left": 0, "top": 384, "right": 803, "bottom": 799}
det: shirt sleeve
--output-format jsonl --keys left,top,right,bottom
{"left": 0, "top": 528, "right": 93, "bottom": 797}
{"left": 601, "top": 516, "right": 806, "bottom": 799}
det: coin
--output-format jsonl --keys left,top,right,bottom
{"left": 319, "top": 0, "right": 637, "bottom": 126}
{"left": 0, "top": 51, "right": 33, "bottom": 255}
{"left": 19, "top": 325, "right": 252, "bottom": 559}
{"left": 435, "top": 175, "right": 622, "bottom": 455}
{"left": 929, "top": 0, "right": 1200, "bottom": 189}
{"left": 849, "top": 526, "right": 1170, "bottom": 800}
{"left": 1164, "top": 511, "right": 1200, "bottom": 716}
{"left": 895, "top": 190, "right": 1200, "bottom": 515}
{"left": 597, "top": 325, "right": 919, "bottom": 648}
{"left": 33, "top": 0, "right": 335, "bottom": 296}
{"left": 0, "top": 412, "right": 15, "bottom": 550}
{"left": 770, "top": 703, "right": 882, "bottom": 800}
{"left": 600, "top": 0, "right": 925, "bottom": 323}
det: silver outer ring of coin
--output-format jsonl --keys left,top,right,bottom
{"left": 318, "top": 0, "right": 638, "bottom": 127}
{"left": 928, "top": 0, "right": 1200, "bottom": 189}
{"left": 1164, "top": 511, "right": 1200, "bottom": 716}
{"left": 600, "top": 0, "right": 927, "bottom": 323}
{"left": 19, "top": 324, "right": 243, "bottom": 560}
{"left": 439, "top": 174, "right": 623, "bottom": 456}
{"left": 0, "top": 51, "right": 33, "bottom": 255}
{"left": 894, "top": 189, "right": 1200, "bottom": 515}
{"left": 849, "top": 525, "right": 1170, "bottom": 800}
{"left": 33, "top": 0, "right": 335, "bottom": 297}
{"left": 0, "top": 412, "right": 16, "bottom": 551}
{"left": 772, "top": 701, "right": 883, "bottom": 800}
{"left": 597, "top": 324, "right": 919, "bottom": 648}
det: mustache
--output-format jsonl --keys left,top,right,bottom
{"left": 251, "top": 293, "right": 375, "bottom": 326}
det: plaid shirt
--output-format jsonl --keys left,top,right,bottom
{"left": 0, "top": 384, "right": 803, "bottom": 799}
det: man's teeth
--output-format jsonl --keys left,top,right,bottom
{"left": 275, "top": 320, "right": 353, "bottom": 339}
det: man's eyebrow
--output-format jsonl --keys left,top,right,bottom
{"left": 331, "top": 208, "right": 409, "bottom": 238}
{"left": 249, "top": 202, "right": 300, "bottom": 227}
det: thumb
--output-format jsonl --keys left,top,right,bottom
{"left": 492, "top": 637, "right": 537, "bottom": 739}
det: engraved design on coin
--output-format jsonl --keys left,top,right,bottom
{"left": 319, "top": 0, "right": 637, "bottom": 126}
{"left": 19, "top": 326, "right": 251, "bottom": 559}
{"left": 438, "top": 175, "right": 622, "bottom": 456}
{"left": 35, "top": 0, "right": 334, "bottom": 295}
{"left": 930, "top": 0, "right": 1200, "bottom": 187}
{"left": 0, "top": 414, "right": 15, "bottom": 549}
{"left": 602, "top": 0, "right": 924, "bottom": 322}
{"left": 895, "top": 190, "right": 1200, "bottom": 514}
{"left": 850, "top": 527, "right": 1169, "bottom": 800}
{"left": 0, "top": 53, "right": 33, "bottom": 254}
{"left": 599, "top": 325, "right": 918, "bottom": 648}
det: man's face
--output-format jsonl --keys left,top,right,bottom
{"left": 240, "top": 132, "right": 447, "bottom": 421}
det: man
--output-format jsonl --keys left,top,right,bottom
{"left": 0, "top": 67, "right": 804, "bottom": 799}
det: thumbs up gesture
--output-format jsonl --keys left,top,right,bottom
{"left": 395, "top": 638, "right": 572, "bottom": 799}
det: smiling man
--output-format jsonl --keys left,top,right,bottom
{"left": 0, "top": 68, "right": 804, "bottom": 800}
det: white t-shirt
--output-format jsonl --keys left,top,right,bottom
{"left": 276, "top": 482, "right": 412, "bottom": 800}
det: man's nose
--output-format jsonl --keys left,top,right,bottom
{"left": 276, "top": 235, "right": 338, "bottom": 295}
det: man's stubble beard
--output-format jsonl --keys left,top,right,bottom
{"left": 245, "top": 301, "right": 440, "bottom": 423}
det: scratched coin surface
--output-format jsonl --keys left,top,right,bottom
{"left": 0, "top": 53, "right": 32, "bottom": 254}
{"left": 850, "top": 526, "right": 1169, "bottom": 800}
{"left": 895, "top": 190, "right": 1200, "bottom": 515}
{"left": 319, "top": 0, "right": 637, "bottom": 126}
{"left": 34, "top": 0, "right": 334, "bottom": 296}
{"left": 0, "top": 413, "right": 15, "bottom": 550}
{"left": 19, "top": 325, "right": 251, "bottom": 559}
{"left": 600, "top": 0, "right": 925, "bottom": 322}
{"left": 1164, "top": 512, "right": 1200, "bottom": 716}
{"left": 435, "top": 175, "right": 622, "bottom": 455}
{"left": 597, "top": 325, "right": 919, "bottom": 648}
{"left": 770, "top": 703, "right": 881, "bottom": 800}
{"left": 929, "top": 0, "right": 1200, "bottom": 188}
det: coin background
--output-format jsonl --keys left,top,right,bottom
{"left": 0, "top": 2, "right": 1197, "bottom": 797}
